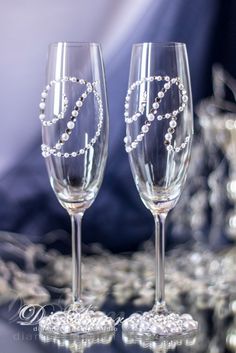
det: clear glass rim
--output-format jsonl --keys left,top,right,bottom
{"left": 49, "top": 42, "right": 101, "bottom": 48}
{"left": 133, "top": 42, "right": 186, "bottom": 48}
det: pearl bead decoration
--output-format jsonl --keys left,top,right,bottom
{"left": 122, "top": 310, "right": 198, "bottom": 337}
{"left": 124, "top": 75, "right": 190, "bottom": 153}
{"left": 39, "top": 76, "right": 103, "bottom": 158}
{"left": 38, "top": 307, "right": 115, "bottom": 336}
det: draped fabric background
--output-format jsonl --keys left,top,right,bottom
{"left": 0, "top": 0, "right": 235, "bottom": 251}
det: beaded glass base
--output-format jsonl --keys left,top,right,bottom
{"left": 122, "top": 331, "right": 197, "bottom": 353}
{"left": 39, "top": 331, "right": 114, "bottom": 353}
{"left": 122, "top": 307, "right": 198, "bottom": 337}
{"left": 39, "top": 305, "right": 115, "bottom": 336}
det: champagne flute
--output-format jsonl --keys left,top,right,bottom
{"left": 122, "top": 42, "right": 198, "bottom": 337}
{"left": 38, "top": 42, "right": 114, "bottom": 335}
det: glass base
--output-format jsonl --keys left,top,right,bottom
{"left": 38, "top": 303, "right": 115, "bottom": 336}
{"left": 122, "top": 306, "right": 198, "bottom": 337}
{"left": 39, "top": 330, "right": 114, "bottom": 352}
{"left": 122, "top": 330, "right": 197, "bottom": 350}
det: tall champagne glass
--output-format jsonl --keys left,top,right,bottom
{"left": 122, "top": 42, "right": 198, "bottom": 337}
{"left": 38, "top": 42, "right": 114, "bottom": 335}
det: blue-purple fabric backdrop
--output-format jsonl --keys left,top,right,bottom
{"left": 0, "top": 0, "right": 235, "bottom": 251}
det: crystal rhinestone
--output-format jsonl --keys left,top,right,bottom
{"left": 122, "top": 320, "right": 129, "bottom": 330}
{"left": 67, "top": 121, "right": 75, "bottom": 129}
{"left": 179, "top": 106, "right": 184, "bottom": 112}
{"left": 182, "top": 95, "right": 188, "bottom": 102}
{"left": 72, "top": 152, "right": 77, "bottom": 157}
{"left": 76, "top": 100, "right": 83, "bottom": 107}
{"left": 171, "top": 78, "right": 176, "bottom": 83}
{"left": 141, "top": 125, "right": 149, "bottom": 133}
{"left": 157, "top": 76, "right": 162, "bottom": 81}
{"left": 91, "top": 138, "right": 96, "bottom": 144}
{"left": 87, "top": 86, "right": 92, "bottom": 93}
{"left": 164, "top": 83, "right": 170, "bottom": 89}
{"left": 179, "top": 83, "right": 184, "bottom": 90}
{"left": 152, "top": 102, "right": 159, "bottom": 109}
{"left": 164, "top": 76, "right": 170, "bottom": 81}
{"left": 188, "top": 321, "right": 198, "bottom": 330}
{"left": 42, "top": 151, "right": 49, "bottom": 158}
{"left": 157, "top": 115, "right": 162, "bottom": 120}
{"left": 125, "top": 103, "right": 129, "bottom": 109}
{"left": 71, "top": 77, "right": 77, "bottom": 82}
{"left": 186, "top": 136, "right": 190, "bottom": 142}
{"left": 64, "top": 153, "right": 69, "bottom": 158}
{"left": 181, "top": 143, "right": 186, "bottom": 148}
{"left": 123, "top": 136, "right": 128, "bottom": 144}
{"left": 172, "top": 110, "right": 178, "bottom": 116}
{"left": 39, "top": 318, "right": 47, "bottom": 328}
{"left": 131, "top": 142, "right": 137, "bottom": 149}
{"left": 72, "top": 110, "right": 78, "bottom": 117}
{"left": 61, "top": 133, "right": 69, "bottom": 141}
{"left": 41, "top": 91, "right": 47, "bottom": 99}
{"left": 126, "top": 96, "right": 130, "bottom": 102}
{"left": 181, "top": 313, "right": 193, "bottom": 320}
{"left": 79, "top": 149, "right": 85, "bottom": 155}
{"left": 124, "top": 112, "right": 129, "bottom": 117}
{"left": 55, "top": 143, "right": 61, "bottom": 150}
{"left": 82, "top": 93, "right": 87, "bottom": 99}
{"left": 39, "top": 102, "right": 46, "bottom": 110}
{"left": 52, "top": 118, "right": 57, "bottom": 123}
{"left": 137, "top": 134, "right": 143, "bottom": 142}
{"left": 167, "top": 145, "right": 173, "bottom": 151}
{"left": 169, "top": 120, "right": 177, "bottom": 128}
{"left": 158, "top": 91, "right": 164, "bottom": 98}
{"left": 60, "top": 324, "right": 71, "bottom": 334}
{"left": 39, "top": 114, "right": 45, "bottom": 121}
{"left": 126, "top": 146, "right": 132, "bottom": 153}
{"left": 79, "top": 79, "right": 85, "bottom": 84}
{"left": 164, "top": 113, "right": 170, "bottom": 119}
{"left": 175, "top": 147, "right": 180, "bottom": 152}
{"left": 147, "top": 113, "right": 155, "bottom": 121}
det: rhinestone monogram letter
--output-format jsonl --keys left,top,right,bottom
{"left": 39, "top": 77, "right": 103, "bottom": 158}
{"left": 124, "top": 76, "right": 190, "bottom": 153}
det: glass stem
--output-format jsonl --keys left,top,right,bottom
{"left": 154, "top": 213, "right": 167, "bottom": 311}
{"left": 71, "top": 212, "right": 83, "bottom": 304}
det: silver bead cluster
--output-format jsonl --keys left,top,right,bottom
{"left": 124, "top": 75, "right": 190, "bottom": 153}
{"left": 39, "top": 331, "right": 114, "bottom": 352}
{"left": 122, "top": 330, "right": 197, "bottom": 352}
{"left": 39, "top": 77, "right": 103, "bottom": 158}
{"left": 39, "top": 308, "right": 115, "bottom": 335}
{"left": 122, "top": 311, "right": 198, "bottom": 337}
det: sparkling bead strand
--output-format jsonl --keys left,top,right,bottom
{"left": 40, "top": 77, "right": 103, "bottom": 158}
{"left": 124, "top": 75, "right": 190, "bottom": 153}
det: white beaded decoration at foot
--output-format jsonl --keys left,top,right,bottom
{"left": 39, "top": 77, "right": 103, "bottom": 158}
{"left": 122, "top": 311, "right": 198, "bottom": 337}
{"left": 124, "top": 75, "right": 190, "bottom": 153}
{"left": 38, "top": 307, "right": 115, "bottom": 335}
